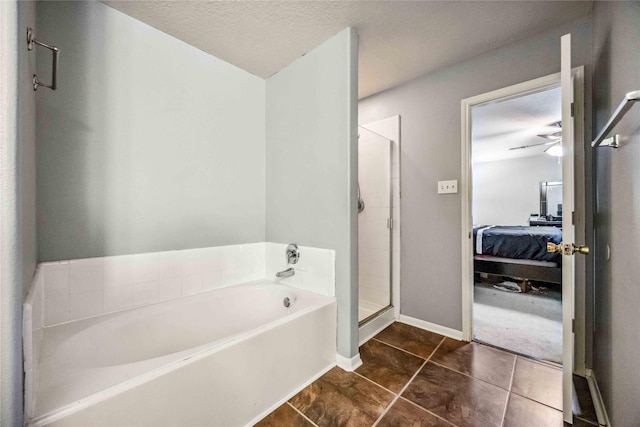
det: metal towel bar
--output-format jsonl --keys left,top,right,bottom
{"left": 27, "top": 27, "right": 59, "bottom": 91}
{"left": 592, "top": 90, "right": 640, "bottom": 148}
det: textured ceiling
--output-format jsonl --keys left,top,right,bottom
{"left": 472, "top": 86, "right": 562, "bottom": 163}
{"left": 103, "top": 1, "right": 593, "bottom": 98}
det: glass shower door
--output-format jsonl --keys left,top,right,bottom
{"left": 358, "top": 126, "right": 392, "bottom": 324}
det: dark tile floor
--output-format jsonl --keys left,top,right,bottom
{"left": 256, "top": 322, "right": 600, "bottom": 427}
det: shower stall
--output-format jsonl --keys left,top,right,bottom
{"left": 357, "top": 126, "right": 393, "bottom": 324}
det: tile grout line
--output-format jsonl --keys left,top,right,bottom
{"left": 352, "top": 370, "right": 399, "bottom": 397}
{"left": 286, "top": 401, "right": 319, "bottom": 427}
{"left": 397, "top": 396, "right": 459, "bottom": 427}
{"left": 500, "top": 354, "right": 518, "bottom": 427}
{"left": 372, "top": 330, "right": 570, "bottom": 426}
{"left": 375, "top": 336, "right": 516, "bottom": 392}
{"left": 427, "top": 359, "right": 514, "bottom": 392}
{"left": 508, "top": 357, "right": 518, "bottom": 392}
{"left": 370, "top": 361, "right": 426, "bottom": 427}
{"left": 508, "top": 356, "right": 565, "bottom": 414}
{"left": 514, "top": 353, "right": 562, "bottom": 371}
{"left": 371, "top": 337, "right": 446, "bottom": 427}
{"left": 510, "top": 391, "right": 563, "bottom": 412}
{"left": 472, "top": 338, "right": 561, "bottom": 370}
{"left": 424, "top": 337, "right": 446, "bottom": 368}
{"left": 505, "top": 355, "right": 562, "bottom": 416}
{"left": 371, "top": 337, "right": 431, "bottom": 361}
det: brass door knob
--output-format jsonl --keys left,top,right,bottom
{"left": 547, "top": 243, "right": 563, "bottom": 253}
{"left": 573, "top": 245, "right": 589, "bottom": 255}
{"left": 547, "top": 242, "right": 589, "bottom": 255}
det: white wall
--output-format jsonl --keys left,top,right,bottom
{"left": 265, "top": 28, "right": 358, "bottom": 359}
{"left": 359, "top": 15, "right": 592, "bottom": 331}
{"left": 473, "top": 154, "right": 561, "bottom": 225}
{"left": 36, "top": 1, "right": 266, "bottom": 262}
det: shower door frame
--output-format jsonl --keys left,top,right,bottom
{"left": 357, "top": 126, "right": 393, "bottom": 326}
{"left": 357, "top": 116, "right": 401, "bottom": 331}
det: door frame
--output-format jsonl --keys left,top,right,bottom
{"left": 357, "top": 116, "right": 402, "bottom": 345}
{"left": 460, "top": 67, "right": 586, "bottom": 373}
{"left": 360, "top": 116, "right": 401, "bottom": 322}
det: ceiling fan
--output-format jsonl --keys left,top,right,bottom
{"left": 508, "top": 121, "right": 563, "bottom": 156}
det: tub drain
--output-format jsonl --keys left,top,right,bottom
{"left": 283, "top": 297, "right": 291, "bottom": 308}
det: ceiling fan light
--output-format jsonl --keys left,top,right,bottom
{"left": 546, "top": 144, "right": 563, "bottom": 157}
{"left": 537, "top": 132, "right": 562, "bottom": 141}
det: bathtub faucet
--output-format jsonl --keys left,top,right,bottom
{"left": 276, "top": 267, "right": 295, "bottom": 278}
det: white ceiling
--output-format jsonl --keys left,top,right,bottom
{"left": 102, "top": 1, "right": 593, "bottom": 98}
{"left": 472, "top": 86, "right": 562, "bottom": 163}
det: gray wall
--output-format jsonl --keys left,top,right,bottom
{"left": 0, "top": 2, "right": 37, "bottom": 425}
{"left": 473, "top": 155, "right": 562, "bottom": 225}
{"left": 359, "top": 16, "right": 592, "bottom": 331}
{"left": 266, "top": 28, "right": 359, "bottom": 358}
{"left": 592, "top": 2, "right": 640, "bottom": 425}
{"left": 36, "top": 1, "right": 266, "bottom": 261}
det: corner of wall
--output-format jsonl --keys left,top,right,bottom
{"left": 265, "top": 27, "right": 359, "bottom": 359}
{"left": 18, "top": 0, "right": 38, "bottom": 300}
{"left": 1, "top": 1, "right": 25, "bottom": 424}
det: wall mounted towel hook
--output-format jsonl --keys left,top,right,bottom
{"left": 592, "top": 90, "right": 640, "bottom": 148}
{"left": 27, "top": 27, "right": 59, "bottom": 91}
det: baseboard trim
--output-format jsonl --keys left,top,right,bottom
{"left": 585, "top": 369, "right": 610, "bottom": 426}
{"left": 336, "top": 353, "right": 363, "bottom": 371}
{"left": 398, "top": 315, "right": 464, "bottom": 341}
{"left": 359, "top": 308, "right": 396, "bottom": 346}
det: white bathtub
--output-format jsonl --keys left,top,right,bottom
{"left": 28, "top": 280, "right": 337, "bottom": 426}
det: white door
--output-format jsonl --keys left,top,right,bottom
{"left": 559, "top": 33, "right": 588, "bottom": 424}
{"left": 560, "top": 32, "right": 574, "bottom": 425}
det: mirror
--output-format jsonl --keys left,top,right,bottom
{"left": 540, "top": 181, "right": 562, "bottom": 218}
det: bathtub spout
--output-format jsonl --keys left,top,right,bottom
{"left": 276, "top": 268, "right": 295, "bottom": 278}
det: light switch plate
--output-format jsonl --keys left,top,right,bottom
{"left": 438, "top": 180, "right": 458, "bottom": 194}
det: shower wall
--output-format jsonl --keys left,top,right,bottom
{"left": 358, "top": 128, "right": 391, "bottom": 311}
{"left": 265, "top": 28, "right": 359, "bottom": 360}
{"left": 35, "top": 1, "right": 266, "bottom": 261}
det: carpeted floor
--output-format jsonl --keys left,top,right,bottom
{"left": 473, "top": 281, "right": 562, "bottom": 364}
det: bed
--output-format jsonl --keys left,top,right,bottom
{"left": 473, "top": 225, "right": 563, "bottom": 284}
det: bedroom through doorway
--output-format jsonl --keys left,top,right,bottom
{"left": 470, "top": 85, "right": 563, "bottom": 364}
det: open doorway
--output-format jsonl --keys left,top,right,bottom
{"left": 462, "top": 63, "right": 587, "bottom": 423}
{"left": 470, "top": 85, "right": 564, "bottom": 364}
